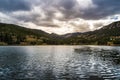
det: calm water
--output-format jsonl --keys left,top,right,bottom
{"left": 0, "top": 46, "right": 120, "bottom": 80}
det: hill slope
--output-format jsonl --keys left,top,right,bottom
{"left": 63, "top": 21, "right": 120, "bottom": 45}
{"left": 0, "top": 21, "right": 120, "bottom": 45}
{"left": 0, "top": 23, "right": 60, "bottom": 45}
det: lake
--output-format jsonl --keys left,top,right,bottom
{"left": 0, "top": 46, "right": 120, "bottom": 80}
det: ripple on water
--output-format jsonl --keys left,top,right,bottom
{"left": 0, "top": 46, "right": 120, "bottom": 80}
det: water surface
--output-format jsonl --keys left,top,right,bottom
{"left": 0, "top": 46, "right": 120, "bottom": 80}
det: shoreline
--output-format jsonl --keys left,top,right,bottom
{"left": 0, "top": 45, "right": 119, "bottom": 47}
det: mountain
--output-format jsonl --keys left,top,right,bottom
{"left": 0, "top": 23, "right": 61, "bottom": 45}
{"left": 0, "top": 21, "right": 120, "bottom": 45}
{"left": 62, "top": 21, "right": 120, "bottom": 45}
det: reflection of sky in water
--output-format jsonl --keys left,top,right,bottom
{"left": 0, "top": 46, "right": 120, "bottom": 80}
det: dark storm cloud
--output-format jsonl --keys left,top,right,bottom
{"left": 80, "top": 0, "right": 120, "bottom": 20}
{"left": 0, "top": 0, "right": 31, "bottom": 12}
{"left": 44, "top": 0, "right": 120, "bottom": 20}
{"left": 59, "top": 0, "right": 76, "bottom": 10}
{"left": 1, "top": 0, "right": 120, "bottom": 21}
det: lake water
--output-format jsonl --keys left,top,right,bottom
{"left": 0, "top": 46, "right": 120, "bottom": 80}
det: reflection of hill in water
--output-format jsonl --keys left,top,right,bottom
{"left": 73, "top": 47, "right": 120, "bottom": 79}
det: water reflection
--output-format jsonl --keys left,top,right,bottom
{"left": 0, "top": 46, "right": 120, "bottom": 80}
{"left": 0, "top": 47, "right": 28, "bottom": 79}
{"left": 74, "top": 46, "right": 120, "bottom": 80}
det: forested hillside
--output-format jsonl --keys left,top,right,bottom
{"left": 63, "top": 21, "right": 120, "bottom": 45}
{"left": 0, "top": 23, "right": 61, "bottom": 45}
{"left": 0, "top": 21, "right": 120, "bottom": 45}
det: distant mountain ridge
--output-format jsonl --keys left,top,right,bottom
{"left": 63, "top": 21, "right": 120, "bottom": 45}
{"left": 64, "top": 21, "right": 120, "bottom": 38}
{"left": 0, "top": 21, "right": 120, "bottom": 45}
{"left": 0, "top": 23, "right": 61, "bottom": 45}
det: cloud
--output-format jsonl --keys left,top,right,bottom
{"left": 68, "top": 19, "right": 91, "bottom": 32}
{"left": 80, "top": 0, "right": 120, "bottom": 20}
{"left": 0, "top": 0, "right": 31, "bottom": 12}
{"left": 59, "top": 0, "right": 76, "bottom": 10}
{"left": 0, "top": 12, "right": 18, "bottom": 24}
{"left": 0, "top": 0, "right": 120, "bottom": 34}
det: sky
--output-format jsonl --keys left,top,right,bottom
{"left": 0, "top": 0, "right": 120, "bottom": 34}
